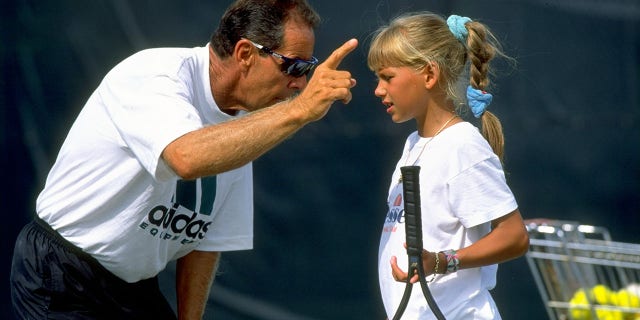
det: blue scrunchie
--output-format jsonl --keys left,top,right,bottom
{"left": 466, "top": 86, "right": 492, "bottom": 118}
{"left": 447, "top": 15, "right": 472, "bottom": 42}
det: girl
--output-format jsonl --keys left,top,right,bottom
{"left": 368, "top": 12, "right": 529, "bottom": 319}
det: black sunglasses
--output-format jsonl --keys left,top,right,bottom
{"left": 248, "top": 40, "right": 318, "bottom": 78}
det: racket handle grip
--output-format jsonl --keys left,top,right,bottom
{"left": 401, "top": 166, "right": 423, "bottom": 256}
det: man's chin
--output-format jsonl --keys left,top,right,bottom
{"left": 271, "top": 97, "right": 289, "bottom": 106}
{"left": 220, "top": 108, "right": 240, "bottom": 116}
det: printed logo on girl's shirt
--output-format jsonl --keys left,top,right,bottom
{"left": 383, "top": 207, "right": 404, "bottom": 233}
{"left": 383, "top": 192, "right": 404, "bottom": 233}
{"left": 393, "top": 194, "right": 402, "bottom": 207}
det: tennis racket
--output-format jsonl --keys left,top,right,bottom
{"left": 391, "top": 166, "right": 445, "bottom": 320}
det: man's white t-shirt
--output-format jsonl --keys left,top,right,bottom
{"left": 36, "top": 44, "right": 253, "bottom": 283}
{"left": 379, "top": 122, "right": 518, "bottom": 319}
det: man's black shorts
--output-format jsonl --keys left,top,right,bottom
{"left": 10, "top": 217, "right": 177, "bottom": 319}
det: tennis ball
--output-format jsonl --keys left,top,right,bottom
{"left": 591, "top": 284, "right": 614, "bottom": 305}
{"left": 617, "top": 289, "right": 640, "bottom": 308}
{"left": 570, "top": 288, "right": 592, "bottom": 320}
{"left": 595, "top": 308, "right": 624, "bottom": 320}
{"left": 617, "top": 287, "right": 640, "bottom": 320}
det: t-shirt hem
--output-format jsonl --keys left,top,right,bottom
{"left": 196, "top": 236, "right": 253, "bottom": 252}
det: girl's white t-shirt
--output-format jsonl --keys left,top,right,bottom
{"left": 36, "top": 44, "right": 253, "bottom": 283}
{"left": 379, "top": 122, "right": 518, "bottom": 319}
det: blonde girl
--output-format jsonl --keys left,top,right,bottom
{"left": 369, "top": 12, "right": 529, "bottom": 319}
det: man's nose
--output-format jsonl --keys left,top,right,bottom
{"left": 288, "top": 76, "right": 309, "bottom": 90}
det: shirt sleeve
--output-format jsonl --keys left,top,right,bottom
{"left": 447, "top": 156, "right": 518, "bottom": 228}
{"left": 102, "top": 73, "right": 203, "bottom": 182}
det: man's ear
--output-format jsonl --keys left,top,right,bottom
{"left": 234, "top": 39, "right": 255, "bottom": 72}
{"left": 423, "top": 62, "right": 439, "bottom": 90}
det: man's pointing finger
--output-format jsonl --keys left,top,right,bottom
{"left": 321, "top": 38, "right": 358, "bottom": 70}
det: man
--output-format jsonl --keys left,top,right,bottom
{"left": 10, "top": 0, "right": 358, "bottom": 319}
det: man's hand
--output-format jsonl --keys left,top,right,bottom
{"left": 162, "top": 39, "right": 359, "bottom": 180}
{"left": 292, "top": 38, "right": 358, "bottom": 122}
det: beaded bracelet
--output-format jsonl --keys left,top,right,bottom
{"left": 441, "top": 249, "right": 460, "bottom": 274}
{"left": 427, "top": 251, "right": 440, "bottom": 282}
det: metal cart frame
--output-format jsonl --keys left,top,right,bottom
{"left": 525, "top": 219, "right": 640, "bottom": 320}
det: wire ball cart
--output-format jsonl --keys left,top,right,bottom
{"left": 524, "top": 219, "right": 640, "bottom": 320}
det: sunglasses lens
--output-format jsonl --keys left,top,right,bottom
{"left": 252, "top": 41, "right": 318, "bottom": 78}
{"left": 285, "top": 62, "right": 315, "bottom": 77}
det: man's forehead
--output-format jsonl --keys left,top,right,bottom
{"left": 280, "top": 20, "right": 315, "bottom": 58}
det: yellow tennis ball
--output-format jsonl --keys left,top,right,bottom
{"left": 570, "top": 289, "right": 592, "bottom": 320}
{"left": 595, "top": 308, "right": 623, "bottom": 320}
{"left": 617, "top": 289, "right": 640, "bottom": 308}
{"left": 591, "top": 284, "right": 614, "bottom": 305}
{"left": 625, "top": 283, "right": 640, "bottom": 318}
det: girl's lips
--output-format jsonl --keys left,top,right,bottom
{"left": 383, "top": 102, "right": 394, "bottom": 114}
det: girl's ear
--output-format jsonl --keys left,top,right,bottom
{"left": 422, "top": 62, "right": 439, "bottom": 90}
